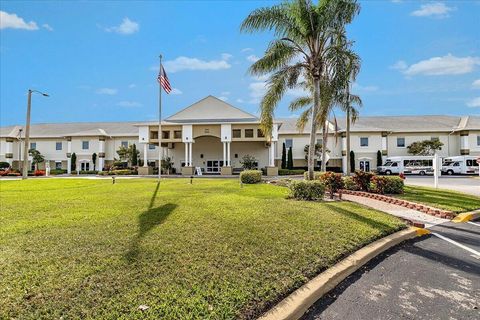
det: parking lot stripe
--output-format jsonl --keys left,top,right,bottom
{"left": 467, "top": 221, "right": 480, "bottom": 227}
{"left": 431, "top": 232, "right": 480, "bottom": 257}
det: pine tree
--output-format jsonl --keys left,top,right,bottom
{"left": 92, "top": 153, "right": 97, "bottom": 171}
{"left": 131, "top": 144, "right": 138, "bottom": 166}
{"left": 281, "top": 142, "right": 287, "bottom": 169}
{"left": 287, "top": 147, "right": 293, "bottom": 170}
{"left": 376, "top": 150, "right": 383, "bottom": 168}
{"left": 349, "top": 150, "right": 355, "bottom": 174}
{"left": 71, "top": 153, "right": 77, "bottom": 172}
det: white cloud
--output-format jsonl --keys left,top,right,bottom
{"left": 467, "top": 97, "right": 480, "bottom": 108}
{"left": 0, "top": 11, "right": 38, "bottom": 30}
{"left": 236, "top": 98, "right": 245, "bottom": 103}
{"left": 117, "top": 100, "right": 142, "bottom": 107}
{"left": 252, "top": 74, "right": 269, "bottom": 81}
{"left": 42, "top": 24, "right": 53, "bottom": 31}
{"left": 472, "top": 79, "right": 480, "bottom": 89}
{"left": 399, "top": 54, "right": 480, "bottom": 76}
{"left": 105, "top": 17, "right": 139, "bottom": 35}
{"left": 221, "top": 91, "right": 230, "bottom": 96}
{"left": 170, "top": 88, "right": 182, "bottom": 95}
{"left": 241, "top": 48, "right": 253, "bottom": 53}
{"left": 218, "top": 96, "right": 228, "bottom": 101}
{"left": 411, "top": 2, "right": 454, "bottom": 18}
{"left": 163, "top": 54, "right": 232, "bottom": 73}
{"left": 96, "top": 88, "right": 118, "bottom": 95}
{"left": 128, "top": 83, "right": 136, "bottom": 89}
{"left": 352, "top": 83, "right": 379, "bottom": 92}
{"left": 247, "top": 55, "right": 260, "bottom": 63}
{"left": 248, "top": 81, "right": 267, "bottom": 104}
{"left": 390, "top": 60, "right": 407, "bottom": 70}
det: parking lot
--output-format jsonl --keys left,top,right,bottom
{"left": 404, "top": 175, "right": 480, "bottom": 197}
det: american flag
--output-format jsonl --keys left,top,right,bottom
{"left": 157, "top": 65, "right": 172, "bottom": 94}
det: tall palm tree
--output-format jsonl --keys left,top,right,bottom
{"left": 240, "top": 0, "right": 360, "bottom": 180}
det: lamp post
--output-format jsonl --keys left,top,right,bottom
{"left": 22, "top": 89, "right": 49, "bottom": 179}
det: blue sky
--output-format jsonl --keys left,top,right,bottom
{"left": 1, "top": 0, "right": 479, "bottom": 126}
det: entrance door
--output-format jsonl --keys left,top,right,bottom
{"left": 360, "top": 160, "right": 370, "bottom": 172}
{"left": 206, "top": 160, "right": 224, "bottom": 173}
{"left": 81, "top": 162, "right": 90, "bottom": 171}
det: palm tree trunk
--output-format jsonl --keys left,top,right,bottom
{"left": 321, "top": 124, "right": 327, "bottom": 172}
{"left": 346, "top": 107, "right": 351, "bottom": 175}
{"left": 307, "top": 77, "right": 321, "bottom": 180}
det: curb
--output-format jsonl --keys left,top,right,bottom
{"left": 452, "top": 209, "right": 480, "bottom": 223}
{"left": 259, "top": 227, "right": 430, "bottom": 320}
{"left": 340, "top": 190, "right": 455, "bottom": 219}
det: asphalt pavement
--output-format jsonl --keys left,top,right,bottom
{"left": 404, "top": 176, "right": 480, "bottom": 197}
{"left": 302, "top": 220, "right": 480, "bottom": 320}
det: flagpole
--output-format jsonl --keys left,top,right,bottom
{"left": 158, "top": 54, "right": 162, "bottom": 181}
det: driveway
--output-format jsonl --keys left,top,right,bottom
{"left": 302, "top": 221, "right": 480, "bottom": 320}
{"left": 404, "top": 176, "right": 480, "bottom": 197}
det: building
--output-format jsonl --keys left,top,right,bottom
{"left": 1, "top": 96, "right": 479, "bottom": 175}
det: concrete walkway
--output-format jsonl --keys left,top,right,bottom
{"left": 343, "top": 194, "right": 449, "bottom": 228}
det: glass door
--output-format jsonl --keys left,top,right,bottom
{"left": 206, "top": 160, "right": 224, "bottom": 173}
{"left": 360, "top": 160, "right": 370, "bottom": 172}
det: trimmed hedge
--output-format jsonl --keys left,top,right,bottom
{"left": 240, "top": 170, "right": 262, "bottom": 184}
{"left": 370, "top": 176, "right": 404, "bottom": 194}
{"left": 49, "top": 169, "right": 67, "bottom": 175}
{"left": 279, "top": 169, "right": 305, "bottom": 176}
{"left": 289, "top": 180, "right": 325, "bottom": 201}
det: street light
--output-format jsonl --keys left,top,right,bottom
{"left": 22, "top": 89, "right": 49, "bottom": 179}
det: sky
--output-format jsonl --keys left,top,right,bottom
{"left": 1, "top": 0, "right": 479, "bottom": 127}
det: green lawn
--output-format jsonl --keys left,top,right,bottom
{"left": 0, "top": 178, "right": 404, "bottom": 319}
{"left": 397, "top": 185, "right": 480, "bottom": 213}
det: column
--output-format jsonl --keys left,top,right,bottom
{"left": 98, "top": 138, "right": 105, "bottom": 171}
{"left": 143, "top": 143, "right": 148, "bottom": 167}
{"left": 269, "top": 142, "right": 275, "bottom": 167}
{"left": 460, "top": 133, "right": 469, "bottom": 155}
{"left": 188, "top": 142, "right": 193, "bottom": 166}
{"left": 223, "top": 142, "right": 226, "bottom": 166}
{"left": 67, "top": 138, "right": 72, "bottom": 174}
{"left": 226, "top": 142, "right": 231, "bottom": 166}
{"left": 5, "top": 138, "right": 13, "bottom": 166}
{"left": 185, "top": 143, "right": 189, "bottom": 166}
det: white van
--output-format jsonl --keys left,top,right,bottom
{"left": 441, "top": 156, "right": 479, "bottom": 175}
{"left": 377, "top": 156, "right": 434, "bottom": 176}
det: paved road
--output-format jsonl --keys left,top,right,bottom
{"left": 302, "top": 221, "right": 480, "bottom": 320}
{"left": 404, "top": 176, "right": 480, "bottom": 197}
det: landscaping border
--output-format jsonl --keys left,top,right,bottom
{"left": 259, "top": 227, "right": 430, "bottom": 320}
{"left": 340, "top": 190, "right": 455, "bottom": 219}
{"left": 452, "top": 209, "right": 480, "bottom": 223}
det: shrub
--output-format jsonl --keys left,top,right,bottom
{"left": 279, "top": 169, "right": 305, "bottom": 176}
{"left": 240, "top": 170, "right": 262, "bottom": 184}
{"left": 353, "top": 170, "right": 374, "bottom": 191}
{"left": 6, "top": 172, "right": 21, "bottom": 176}
{"left": 303, "top": 171, "right": 324, "bottom": 180}
{"left": 50, "top": 169, "right": 67, "bottom": 175}
{"left": 342, "top": 176, "right": 359, "bottom": 191}
{"left": 79, "top": 170, "right": 98, "bottom": 175}
{"left": 288, "top": 180, "right": 325, "bottom": 201}
{"left": 112, "top": 169, "right": 137, "bottom": 175}
{"left": 319, "top": 172, "right": 344, "bottom": 198}
{"left": 240, "top": 155, "right": 258, "bottom": 170}
{"left": 34, "top": 170, "right": 45, "bottom": 176}
{"left": 0, "top": 161, "right": 10, "bottom": 169}
{"left": 370, "top": 176, "right": 404, "bottom": 194}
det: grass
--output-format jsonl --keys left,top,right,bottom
{"left": 397, "top": 185, "right": 480, "bottom": 213}
{"left": 0, "top": 178, "right": 404, "bottom": 319}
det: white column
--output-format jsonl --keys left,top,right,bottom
{"left": 67, "top": 139, "right": 72, "bottom": 174}
{"left": 381, "top": 136, "right": 387, "bottom": 152}
{"left": 188, "top": 142, "right": 193, "bottom": 166}
{"left": 98, "top": 139, "right": 105, "bottom": 171}
{"left": 460, "top": 134, "right": 468, "bottom": 150}
{"left": 143, "top": 143, "right": 148, "bottom": 167}
{"left": 6, "top": 140, "right": 13, "bottom": 166}
{"left": 185, "top": 143, "right": 188, "bottom": 166}
{"left": 269, "top": 142, "right": 275, "bottom": 167}
{"left": 223, "top": 142, "right": 226, "bottom": 166}
{"left": 227, "top": 142, "right": 231, "bottom": 166}
{"left": 342, "top": 156, "right": 347, "bottom": 174}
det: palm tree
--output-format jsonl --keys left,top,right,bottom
{"left": 240, "top": 0, "right": 360, "bottom": 180}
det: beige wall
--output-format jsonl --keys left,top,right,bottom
{"left": 386, "top": 132, "right": 456, "bottom": 157}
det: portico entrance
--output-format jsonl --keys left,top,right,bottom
{"left": 206, "top": 160, "right": 225, "bottom": 173}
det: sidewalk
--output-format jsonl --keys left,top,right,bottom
{"left": 342, "top": 194, "right": 448, "bottom": 228}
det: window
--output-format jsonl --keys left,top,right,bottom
{"left": 232, "top": 129, "right": 241, "bottom": 138}
{"left": 162, "top": 131, "right": 170, "bottom": 139}
{"left": 285, "top": 139, "right": 293, "bottom": 149}
{"left": 82, "top": 141, "right": 89, "bottom": 150}
{"left": 149, "top": 144, "right": 156, "bottom": 150}
{"left": 174, "top": 130, "right": 182, "bottom": 139}
{"left": 257, "top": 129, "right": 265, "bottom": 138}
{"left": 56, "top": 142, "right": 62, "bottom": 150}
{"left": 30, "top": 142, "right": 36, "bottom": 150}
{"left": 245, "top": 129, "right": 254, "bottom": 138}
{"left": 55, "top": 161, "right": 62, "bottom": 170}
{"left": 431, "top": 137, "right": 439, "bottom": 142}
{"left": 316, "top": 138, "right": 323, "bottom": 146}
{"left": 477, "top": 135, "right": 480, "bottom": 146}
{"left": 396, "top": 137, "right": 405, "bottom": 148}
{"left": 360, "top": 137, "right": 369, "bottom": 147}
{"left": 121, "top": 141, "right": 128, "bottom": 148}
{"left": 150, "top": 131, "right": 158, "bottom": 139}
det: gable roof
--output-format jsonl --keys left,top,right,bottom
{"left": 165, "top": 95, "right": 258, "bottom": 123}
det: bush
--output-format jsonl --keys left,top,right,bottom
{"left": 0, "top": 161, "right": 10, "bottom": 169}
{"left": 34, "top": 170, "right": 45, "bottom": 176}
{"left": 50, "top": 169, "right": 67, "bottom": 175}
{"left": 279, "top": 169, "right": 305, "bottom": 176}
{"left": 112, "top": 169, "right": 137, "bottom": 175}
{"left": 353, "top": 170, "right": 374, "bottom": 191}
{"left": 303, "top": 171, "right": 324, "bottom": 180}
{"left": 288, "top": 180, "right": 325, "bottom": 201}
{"left": 6, "top": 172, "right": 21, "bottom": 176}
{"left": 240, "top": 170, "right": 262, "bottom": 184}
{"left": 370, "top": 176, "right": 404, "bottom": 194}
{"left": 79, "top": 170, "right": 98, "bottom": 175}
{"left": 319, "top": 172, "right": 344, "bottom": 198}
{"left": 342, "top": 176, "right": 359, "bottom": 191}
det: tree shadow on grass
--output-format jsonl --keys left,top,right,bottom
{"left": 124, "top": 182, "right": 177, "bottom": 263}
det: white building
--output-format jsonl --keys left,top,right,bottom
{"left": 1, "top": 96, "right": 479, "bottom": 175}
